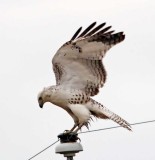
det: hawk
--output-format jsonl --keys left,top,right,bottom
{"left": 38, "top": 22, "right": 131, "bottom": 133}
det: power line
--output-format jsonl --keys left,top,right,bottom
{"left": 28, "top": 119, "right": 155, "bottom": 160}
{"left": 28, "top": 139, "right": 59, "bottom": 160}
{"left": 79, "top": 119, "right": 155, "bottom": 134}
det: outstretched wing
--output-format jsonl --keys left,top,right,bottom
{"left": 52, "top": 22, "right": 125, "bottom": 96}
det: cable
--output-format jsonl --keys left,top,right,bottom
{"left": 28, "top": 119, "right": 155, "bottom": 160}
{"left": 28, "top": 139, "right": 59, "bottom": 160}
{"left": 79, "top": 119, "right": 155, "bottom": 134}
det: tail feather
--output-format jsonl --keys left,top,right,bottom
{"left": 88, "top": 99, "right": 132, "bottom": 131}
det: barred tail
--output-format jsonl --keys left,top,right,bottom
{"left": 88, "top": 99, "right": 132, "bottom": 131}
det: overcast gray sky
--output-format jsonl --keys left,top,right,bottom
{"left": 0, "top": 0, "right": 155, "bottom": 160}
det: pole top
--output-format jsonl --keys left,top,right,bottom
{"left": 55, "top": 132, "right": 83, "bottom": 157}
{"left": 58, "top": 132, "right": 80, "bottom": 143}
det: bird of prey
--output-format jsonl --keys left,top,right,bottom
{"left": 38, "top": 22, "right": 131, "bottom": 133}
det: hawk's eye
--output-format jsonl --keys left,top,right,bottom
{"left": 38, "top": 97, "right": 42, "bottom": 101}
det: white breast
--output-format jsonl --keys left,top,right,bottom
{"left": 68, "top": 104, "right": 91, "bottom": 124}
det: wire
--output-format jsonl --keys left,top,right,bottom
{"left": 28, "top": 139, "right": 59, "bottom": 160}
{"left": 79, "top": 119, "right": 155, "bottom": 134}
{"left": 28, "top": 119, "right": 155, "bottom": 160}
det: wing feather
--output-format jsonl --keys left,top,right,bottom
{"left": 85, "top": 22, "right": 106, "bottom": 37}
{"left": 77, "top": 22, "right": 96, "bottom": 38}
{"left": 70, "top": 27, "right": 82, "bottom": 41}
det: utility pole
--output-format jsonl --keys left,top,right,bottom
{"left": 55, "top": 133, "right": 83, "bottom": 160}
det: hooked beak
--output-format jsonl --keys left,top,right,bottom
{"left": 39, "top": 100, "right": 44, "bottom": 109}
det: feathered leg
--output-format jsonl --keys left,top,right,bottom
{"left": 64, "top": 108, "right": 79, "bottom": 133}
{"left": 69, "top": 123, "right": 78, "bottom": 132}
{"left": 68, "top": 104, "right": 91, "bottom": 133}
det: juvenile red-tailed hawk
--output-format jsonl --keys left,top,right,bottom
{"left": 38, "top": 22, "right": 131, "bottom": 133}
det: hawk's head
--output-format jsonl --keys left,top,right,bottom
{"left": 37, "top": 90, "right": 44, "bottom": 108}
{"left": 37, "top": 87, "right": 52, "bottom": 108}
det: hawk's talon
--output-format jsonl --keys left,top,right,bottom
{"left": 63, "top": 130, "right": 70, "bottom": 133}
